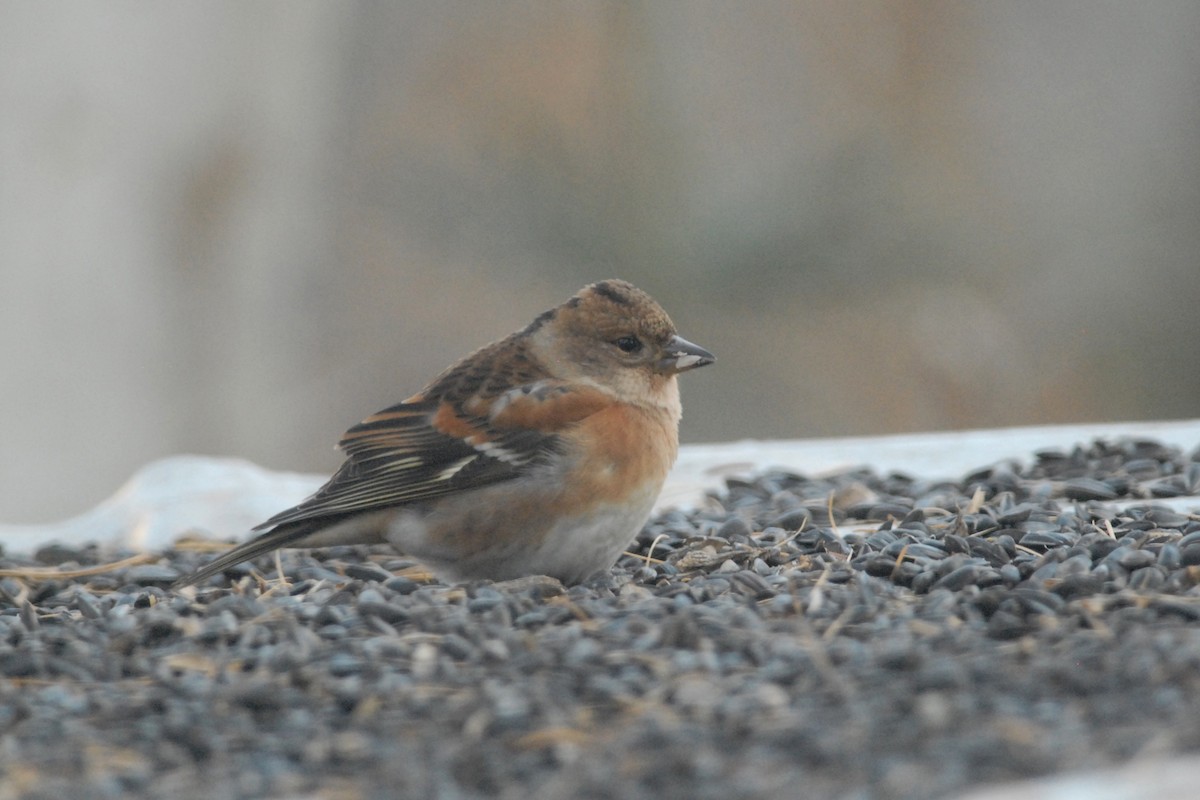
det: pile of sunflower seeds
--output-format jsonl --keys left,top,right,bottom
{"left": 3, "top": 437, "right": 1200, "bottom": 799}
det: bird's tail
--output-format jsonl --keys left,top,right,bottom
{"left": 171, "top": 518, "right": 337, "bottom": 589}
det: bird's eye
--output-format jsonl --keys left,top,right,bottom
{"left": 614, "top": 336, "right": 643, "bottom": 353}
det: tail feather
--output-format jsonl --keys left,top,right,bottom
{"left": 172, "top": 519, "right": 333, "bottom": 589}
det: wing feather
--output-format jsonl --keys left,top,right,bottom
{"left": 254, "top": 398, "right": 556, "bottom": 529}
{"left": 251, "top": 362, "right": 617, "bottom": 531}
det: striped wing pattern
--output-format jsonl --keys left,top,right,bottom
{"left": 253, "top": 398, "right": 557, "bottom": 530}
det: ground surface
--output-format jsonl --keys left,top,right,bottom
{"left": 3, "top": 438, "right": 1200, "bottom": 799}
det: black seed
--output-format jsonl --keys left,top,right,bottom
{"left": 1062, "top": 478, "right": 1120, "bottom": 501}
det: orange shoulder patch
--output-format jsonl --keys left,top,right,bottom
{"left": 432, "top": 401, "right": 488, "bottom": 442}
{"left": 490, "top": 386, "right": 613, "bottom": 432}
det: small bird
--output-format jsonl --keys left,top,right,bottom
{"left": 175, "top": 280, "right": 714, "bottom": 588}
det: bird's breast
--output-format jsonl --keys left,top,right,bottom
{"left": 565, "top": 402, "right": 679, "bottom": 502}
{"left": 387, "top": 402, "right": 680, "bottom": 583}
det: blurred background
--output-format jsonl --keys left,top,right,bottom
{"left": 3, "top": 2, "right": 1199, "bottom": 524}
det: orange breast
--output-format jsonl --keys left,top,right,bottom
{"left": 564, "top": 403, "right": 678, "bottom": 503}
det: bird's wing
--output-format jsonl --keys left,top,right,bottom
{"left": 254, "top": 381, "right": 613, "bottom": 530}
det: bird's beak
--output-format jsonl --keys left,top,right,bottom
{"left": 660, "top": 335, "right": 716, "bottom": 374}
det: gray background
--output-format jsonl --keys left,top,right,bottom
{"left": 3, "top": 2, "right": 1199, "bottom": 523}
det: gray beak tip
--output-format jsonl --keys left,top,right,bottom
{"left": 665, "top": 335, "right": 715, "bottom": 373}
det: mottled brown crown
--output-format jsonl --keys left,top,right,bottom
{"left": 424, "top": 280, "right": 684, "bottom": 405}
{"left": 537, "top": 279, "right": 676, "bottom": 347}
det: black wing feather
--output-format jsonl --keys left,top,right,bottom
{"left": 253, "top": 398, "right": 557, "bottom": 530}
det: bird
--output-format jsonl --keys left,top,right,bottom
{"left": 175, "top": 279, "right": 714, "bottom": 589}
